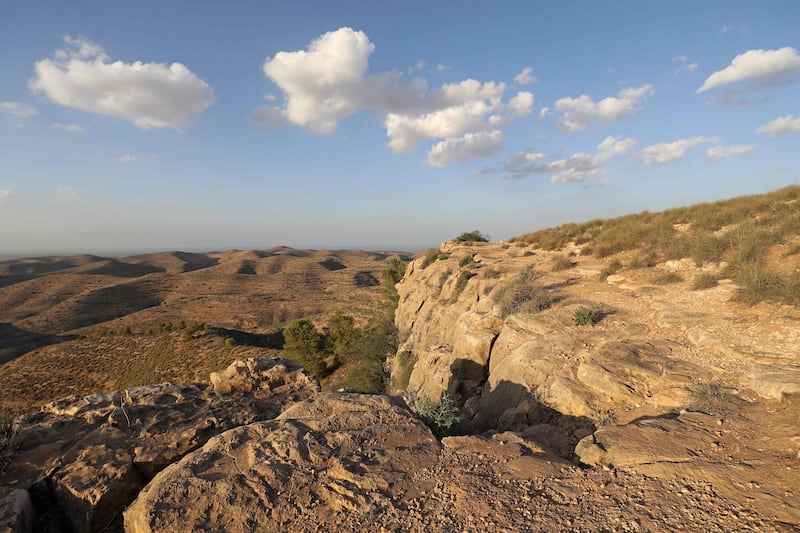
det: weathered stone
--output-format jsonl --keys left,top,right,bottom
{"left": 742, "top": 364, "right": 800, "bottom": 400}
{"left": 124, "top": 393, "right": 441, "bottom": 533}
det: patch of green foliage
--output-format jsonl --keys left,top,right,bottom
{"left": 573, "top": 306, "right": 603, "bottom": 326}
{"left": 454, "top": 230, "right": 489, "bottom": 244}
{"left": 409, "top": 392, "right": 460, "bottom": 438}
{"left": 282, "top": 258, "right": 406, "bottom": 391}
{"left": 599, "top": 259, "right": 622, "bottom": 280}
{"left": 458, "top": 255, "right": 476, "bottom": 268}
{"left": 420, "top": 248, "right": 440, "bottom": 269}
{"left": 0, "top": 410, "right": 22, "bottom": 472}
{"left": 689, "top": 381, "right": 731, "bottom": 413}
{"left": 454, "top": 270, "right": 475, "bottom": 297}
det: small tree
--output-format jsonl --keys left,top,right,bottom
{"left": 454, "top": 231, "right": 489, "bottom": 244}
{"left": 326, "top": 311, "right": 359, "bottom": 364}
{"left": 283, "top": 318, "right": 326, "bottom": 376}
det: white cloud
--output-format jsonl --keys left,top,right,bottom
{"left": 116, "top": 154, "right": 137, "bottom": 162}
{"left": 696, "top": 47, "right": 800, "bottom": 93}
{"left": 514, "top": 67, "right": 537, "bottom": 85}
{"left": 672, "top": 55, "right": 688, "bottom": 63}
{"left": 685, "top": 63, "right": 699, "bottom": 72}
{"left": 756, "top": 115, "right": 800, "bottom": 136}
{"left": 436, "top": 64, "right": 450, "bottom": 72}
{"left": 705, "top": 144, "right": 756, "bottom": 160}
{"left": 480, "top": 135, "right": 635, "bottom": 183}
{"left": 426, "top": 130, "right": 503, "bottom": 167}
{"left": 0, "top": 190, "right": 10, "bottom": 205}
{"left": 719, "top": 25, "right": 730, "bottom": 34}
{"left": 640, "top": 136, "right": 718, "bottom": 165}
{"left": 30, "top": 35, "right": 214, "bottom": 129}
{"left": 0, "top": 101, "right": 36, "bottom": 118}
{"left": 53, "top": 122, "right": 84, "bottom": 132}
{"left": 54, "top": 188, "right": 77, "bottom": 199}
{"left": 554, "top": 84, "right": 654, "bottom": 131}
{"left": 538, "top": 106, "right": 550, "bottom": 119}
{"left": 257, "top": 28, "right": 535, "bottom": 164}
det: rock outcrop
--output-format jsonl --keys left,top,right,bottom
{"left": 1, "top": 358, "right": 318, "bottom": 532}
{"left": 124, "top": 392, "right": 441, "bottom": 532}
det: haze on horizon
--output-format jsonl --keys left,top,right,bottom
{"left": 1, "top": 1, "right": 799, "bottom": 256}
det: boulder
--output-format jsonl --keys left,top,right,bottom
{"left": 125, "top": 393, "right": 441, "bottom": 532}
{"left": 0, "top": 487, "right": 32, "bottom": 533}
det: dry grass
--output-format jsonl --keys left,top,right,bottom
{"left": 652, "top": 272, "right": 683, "bottom": 285}
{"left": 493, "top": 267, "right": 555, "bottom": 317}
{"left": 692, "top": 273, "right": 719, "bottom": 290}
{"left": 511, "top": 185, "right": 800, "bottom": 306}
{"left": 550, "top": 254, "right": 575, "bottom": 271}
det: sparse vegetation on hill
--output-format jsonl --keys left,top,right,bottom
{"left": 493, "top": 266, "right": 554, "bottom": 317}
{"left": 513, "top": 186, "right": 800, "bottom": 306}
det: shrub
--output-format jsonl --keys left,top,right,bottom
{"left": 573, "top": 306, "right": 603, "bottom": 326}
{"left": 653, "top": 272, "right": 683, "bottom": 285}
{"left": 438, "top": 268, "right": 453, "bottom": 288}
{"left": 689, "top": 381, "right": 729, "bottom": 412}
{"left": 0, "top": 410, "right": 22, "bottom": 472}
{"left": 458, "top": 255, "right": 475, "bottom": 268}
{"left": 550, "top": 254, "right": 575, "bottom": 271}
{"left": 599, "top": 259, "right": 622, "bottom": 280}
{"left": 409, "top": 393, "right": 460, "bottom": 437}
{"left": 454, "top": 230, "right": 489, "bottom": 244}
{"left": 454, "top": 270, "right": 476, "bottom": 297}
{"left": 483, "top": 267, "right": 501, "bottom": 279}
{"left": 692, "top": 273, "right": 719, "bottom": 290}
{"left": 283, "top": 318, "right": 326, "bottom": 376}
{"left": 493, "top": 266, "right": 554, "bottom": 317}
{"left": 420, "top": 248, "right": 439, "bottom": 269}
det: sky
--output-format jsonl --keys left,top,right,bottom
{"left": 1, "top": 1, "right": 799, "bottom": 256}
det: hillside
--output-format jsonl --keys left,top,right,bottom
{"left": 0, "top": 247, "right": 408, "bottom": 411}
{"left": 2, "top": 187, "right": 799, "bottom": 531}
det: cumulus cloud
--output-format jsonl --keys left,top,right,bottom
{"left": 514, "top": 67, "right": 537, "bottom": 85}
{"left": 705, "top": 144, "right": 756, "bottom": 160}
{"left": 0, "top": 190, "right": 10, "bottom": 205}
{"left": 257, "top": 27, "right": 535, "bottom": 164}
{"left": 697, "top": 47, "right": 800, "bottom": 93}
{"left": 538, "top": 106, "right": 550, "bottom": 119}
{"left": 640, "top": 136, "right": 718, "bottom": 165}
{"left": 554, "top": 84, "right": 654, "bottom": 132}
{"left": 53, "top": 122, "right": 83, "bottom": 132}
{"left": 756, "top": 115, "right": 800, "bottom": 136}
{"left": 29, "top": 35, "right": 214, "bottom": 129}
{"left": 479, "top": 135, "right": 635, "bottom": 183}
{"left": 426, "top": 130, "right": 503, "bottom": 167}
{"left": 0, "top": 101, "right": 36, "bottom": 118}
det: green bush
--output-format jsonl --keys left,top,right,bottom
{"left": 0, "top": 411, "right": 22, "bottom": 472}
{"left": 283, "top": 318, "right": 327, "bottom": 376}
{"left": 493, "top": 266, "right": 554, "bottom": 317}
{"left": 573, "top": 306, "right": 603, "bottom": 326}
{"left": 454, "top": 230, "right": 489, "bottom": 244}
{"left": 409, "top": 393, "right": 460, "bottom": 437}
{"left": 454, "top": 270, "right": 476, "bottom": 297}
{"left": 420, "top": 248, "right": 439, "bottom": 269}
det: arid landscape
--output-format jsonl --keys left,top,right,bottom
{"left": 1, "top": 186, "right": 799, "bottom": 531}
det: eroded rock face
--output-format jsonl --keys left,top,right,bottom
{"left": 0, "top": 486, "right": 32, "bottom": 533}
{"left": 1, "top": 358, "right": 319, "bottom": 533}
{"left": 124, "top": 392, "right": 441, "bottom": 532}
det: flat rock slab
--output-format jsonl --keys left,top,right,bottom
{"left": 125, "top": 393, "right": 441, "bottom": 533}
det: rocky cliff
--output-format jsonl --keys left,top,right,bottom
{"left": 389, "top": 239, "right": 800, "bottom": 526}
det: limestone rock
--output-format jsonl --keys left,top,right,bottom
{"left": 742, "top": 364, "right": 800, "bottom": 400}
{"left": 124, "top": 393, "right": 441, "bottom": 532}
{"left": 0, "top": 487, "right": 32, "bottom": 533}
{"left": 4, "top": 358, "right": 319, "bottom": 533}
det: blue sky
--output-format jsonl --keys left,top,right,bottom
{"left": 1, "top": 1, "right": 799, "bottom": 255}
